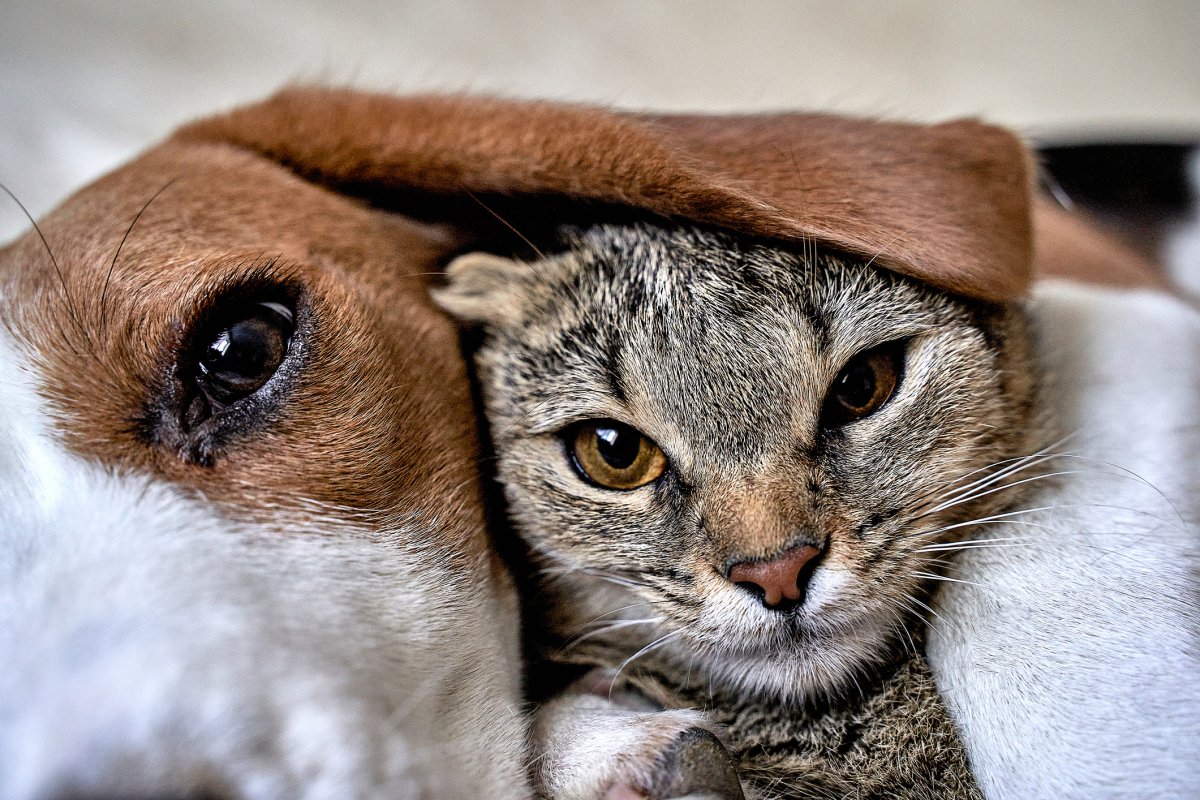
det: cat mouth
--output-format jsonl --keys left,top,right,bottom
{"left": 693, "top": 605, "right": 895, "bottom": 672}
{"left": 692, "top": 587, "right": 883, "bottom": 660}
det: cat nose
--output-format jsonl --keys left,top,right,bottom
{"left": 727, "top": 543, "right": 823, "bottom": 610}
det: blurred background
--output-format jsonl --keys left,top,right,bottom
{"left": 3, "top": 0, "right": 1199, "bottom": 273}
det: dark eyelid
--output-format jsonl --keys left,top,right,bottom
{"left": 177, "top": 257, "right": 305, "bottom": 340}
{"left": 534, "top": 412, "right": 635, "bottom": 438}
{"left": 557, "top": 417, "right": 638, "bottom": 443}
{"left": 145, "top": 271, "right": 311, "bottom": 467}
{"left": 840, "top": 336, "right": 909, "bottom": 371}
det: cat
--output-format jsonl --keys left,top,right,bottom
{"left": 433, "top": 221, "right": 1042, "bottom": 799}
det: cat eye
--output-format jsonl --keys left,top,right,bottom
{"left": 193, "top": 300, "right": 295, "bottom": 415}
{"left": 569, "top": 420, "right": 667, "bottom": 490}
{"left": 821, "top": 341, "right": 904, "bottom": 428}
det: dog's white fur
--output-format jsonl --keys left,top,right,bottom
{"left": 930, "top": 280, "right": 1200, "bottom": 799}
{"left": 0, "top": 329, "right": 526, "bottom": 800}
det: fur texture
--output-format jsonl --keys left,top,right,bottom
{"left": 928, "top": 281, "right": 1200, "bottom": 799}
{"left": 0, "top": 116, "right": 529, "bottom": 797}
{"left": 0, "top": 329, "right": 526, "bottom": 799}
{"left": 436, "top": 222, "right": 1042, "bottom": 798}
{"left": 178, "top": 88, "right": 1036, "bottom": 303}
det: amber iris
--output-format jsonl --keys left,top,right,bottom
{"left": 570, "top": 420, "right": 667, "bottom": 490}
{"left": 822, "top": 342, "right": 903, "bottom": 427}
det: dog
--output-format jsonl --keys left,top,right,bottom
{"left": 1, "top": 88, "right": 1195, "bottom": 799}
{"left": 0, "top": 96, "right": 530, "bottom": 799}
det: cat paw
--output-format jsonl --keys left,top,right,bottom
{"left": 534, "top": 679, "right": 744, "bottom": 800}
{"left": 603, "top": 727, "right": 745, "bottom": 800}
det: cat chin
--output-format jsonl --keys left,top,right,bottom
{"left": 547, "top": 567, "right": 898, "bottom": 703}
{"left": 683, "top": 613, "right": 897, "bottom": 704}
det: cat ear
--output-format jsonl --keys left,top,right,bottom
{"left": 431, "top": 252, "right": 534, "bottom": 325}
{"left": 178, "top": 88, "right": 1035, "bottom": 301}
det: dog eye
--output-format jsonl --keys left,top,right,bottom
{"left": 821, "top": 341, "right": 904, "bottom": 428}
{"left": 568, "top": 420, "right": 667, "bottom": 490}
{"left": 195, "top": 301, "right": 294, "bottom": 412}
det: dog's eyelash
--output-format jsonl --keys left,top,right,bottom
{"left": 182, "top": 257, "right": 305, "bottom": 332}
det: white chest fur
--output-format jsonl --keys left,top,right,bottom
{"left": 929, "top": 281, "right": 1200, "bottom": 799}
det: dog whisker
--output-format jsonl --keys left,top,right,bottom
{"left": 100, "top": 177, "right": 178, "bottom": 338}
{"left": 0, "top": 180, "right": 88, "bottom": 354}
{"left": 462, "top": 189, "right": 546, "bottom": 260}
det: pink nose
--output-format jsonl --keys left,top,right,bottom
{"left": 727, "top": 544, "right": 822, "bottom": 609}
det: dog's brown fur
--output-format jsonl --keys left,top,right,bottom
{"left": 177, "top": 89, "right": 1165, "bottom": 298}
{"left": 177, "top": 90, "right": 1035, "bottom": 302}
{"left": 1, "top": 143, "right": 484, "bottom": 526}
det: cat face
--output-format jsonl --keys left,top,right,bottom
{"left": 436, "top": 223, "right": 1038, "bottom": 701}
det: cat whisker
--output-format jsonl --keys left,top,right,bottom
{"left": 904, "top": 435, "right": 1076, "bottom": 511}
{"left": 917, "top": 523, "right": 1175, "bottom": 549}
{"left": 912, "top": 570, "right": 986, "bottom": 588}
{"left": 899, "top": 593, "right": 961, "bottom": 637}
{"left": 916, "top": 469, "right": 1088, "bottom": 520}
{"left": 910, "top": 501, "right": 1180, "bottom": 547}
{"left": 917, "top": 452, "right": 1064, "bottom": 511}
{"left": 547, "top": 567, "right": 646, "bottom": 591}
{"left": 904, "top": 505, "right": 1060, "bottom": 541}
{"left": 525, "top": 538, "right": 651, "bottom": 588}
{"left": 532, "top": 553, "right": 650, "bottom": 592}
{"left": 576, "top": 600, "right": 669, "bottom": 629}
{"left": 917, "top": 539, "right": 1027, "bottom": 551}
{"left": 608, "top": 629, "right": 685, "bottom": 697}
{"left": 918, "top": 453, "right": 1184, "bottom": 531}
{"left": 920, "top": 536, "right": 1166, "bottom": 571}
{"left": 914, "top": 552, "right": 959, "bottom": 573}
{"left": 897, "top": 601, "right": 935, "bottom": 634}
{"left": 939, "top": 441, "right": 1072, "bottom": 491}
{"left": 562, "top": 617, "right": 667, "bottom": 651}
{"left": 1027, "top": 452, "right": 1189, "bottom": 530}
{"left": 882, "top": 604, "right": 919, "bottom": 657}
{"left": 589, "top": 572, "right": 647, "bottom": 590}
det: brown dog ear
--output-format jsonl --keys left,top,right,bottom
{"left": 176, "top": 88, "right": 1035, "bottom": 302}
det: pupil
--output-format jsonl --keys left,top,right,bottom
{"left": 204, "top": 318, "right": 277, "bottom": 385}
{"left": 199, "top": 304, "right": 292, "bottom": 396}
{"left": 839, "top": 361, "right": 876, "bottom": 408}
{"left": 595, "top": 426, "right": 640, "bottom": 470}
